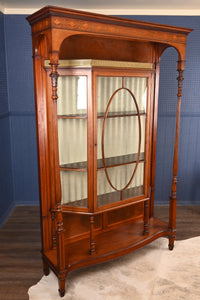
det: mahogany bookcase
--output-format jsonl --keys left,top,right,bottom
{"left": 27, "top": 6, "right": 192, "bottom": 297}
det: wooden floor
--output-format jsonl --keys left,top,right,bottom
{"left": 0, "top": 205, "right": 200, "bottom": 300}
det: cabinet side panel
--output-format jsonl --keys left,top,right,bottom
{"left": 33, "top": 56, "right": 52, "bottom": 251}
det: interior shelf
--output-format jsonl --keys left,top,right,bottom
{"left": 97, "top": 110, "right": 146, "bottom": 119}
{"left": 60, "top": 152, "right": 144, "bottom": 171}
{"left": 45, "top": 217, "right": 169, "bottom": 272}
{"left": 62, "top": 185, "right": 144, "bottom": 208}
{"left": 58, "top": 114, "right": 87, "bottom": 119}
{"left": 97, "top": 185, "right": 144, "bottom": 206}
{"left": 57, "top": 110, "right": 146, "bottom": 120}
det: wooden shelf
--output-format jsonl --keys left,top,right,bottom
{"left": 57, "top": 111, "right": 146, "bottom": 120}
{"left": 98, "top": 152, "right": 144, "bottom": 170}
{"left": 98, "top": 110, "right": 146, "bottom": 119}
{"left": 62, "top": 185, "right": 144, "bottom": 208}
{"left": 97, "top": 185, "right": 144, "bottom": 207}
{"left": 60, "top": 161, "right": 87, "bottom": 171}
{"left": 44, "top": 217, "right": 169, "bottom": 272}
{"left": 60, "top": 152, "right": 144, "bottom": 171}
{"left": 58, "top": 114, "right": 87, "bottom": 119}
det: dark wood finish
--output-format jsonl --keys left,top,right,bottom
{"left": 27, "top": 6, "right": 192, "bottom": 297}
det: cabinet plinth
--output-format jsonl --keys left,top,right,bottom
{"left": 27, "top": 6, "right": 192, "bottom": 297}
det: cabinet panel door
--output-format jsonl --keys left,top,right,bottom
{"left": 96, "top": 75, "right": 148, "bottom": 208}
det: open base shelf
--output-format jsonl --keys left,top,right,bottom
{"left": 45, "top": 217, "right": 170, "bottom": 274}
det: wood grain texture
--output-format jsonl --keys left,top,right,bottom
{"left": 1, "top": 205, "right": 200, "bottom": 300}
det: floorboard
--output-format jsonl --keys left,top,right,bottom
{"left": 0, "top": 205, "right": 200, "bottom": 300}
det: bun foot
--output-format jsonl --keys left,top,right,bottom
{"left": 168, "top": 243, "right": 174, "bottom": 251}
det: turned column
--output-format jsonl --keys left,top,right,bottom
{"left": 55, "top": 203, "right": 66, "bottom": 297}
{"left": 50, "top": 53, "right": 66, "bottom": 297}
{"left": 168, "top": 60, "right": 184, "bottom": 251}
{"left": 89, "top": 215, "right": 96, "bottom": 255}
{"left": 143, "top": 200, "right": 150, "bottom": 235}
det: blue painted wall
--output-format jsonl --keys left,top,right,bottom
{"left": 0, "top": 12, "right": 14, "bottom": 226}
{"left": 4, "top": 15, "right": 39, "bottom": 205}
{"left": 0, "top": 13, "right": 200, "bottom": 226}
{"left": 124, "top": 16, "right": 200, "bottom": 205}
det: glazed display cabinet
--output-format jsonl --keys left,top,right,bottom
{"left": 27, "top": 6, "right": 192, "bottom": 297}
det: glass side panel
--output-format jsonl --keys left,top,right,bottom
{"left": 97, "top": 76, "right": 147, "bottom": 207}
{"left": 57, "top": 75, "right": 87, "bottom": 116}
{"left": 57, "top": 75, "right": 88, "bottom": 208}
{"left": 60, "top": 171, "right": 88, "bottom": 207}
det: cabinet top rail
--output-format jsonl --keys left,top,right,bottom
{"left": 27, "top": 5, "right": 192, "bottom": 36}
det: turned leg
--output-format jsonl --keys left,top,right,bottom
{"left": 168, "top": 236, "right": 175, "bottom": 251}
{"left": 43, "top": 259, "right": 50, "bottom": 276}
{"left": 89, "top": 215, "right": 96, "bottom": 255}
{"left": 143, "top": 200, "right": 149, "bottom": 235}
{"left": 168, "top": 197, "right": 176, "bottom": 251}
{"left": 58, "top": 274, "right": 66, "bottom": 297}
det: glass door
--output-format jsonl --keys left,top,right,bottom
{"left": 57, "top": 72, "right": 88, "bottom": 208}
{"left": 96, "top": 72, "right": 150, "bottom": 208}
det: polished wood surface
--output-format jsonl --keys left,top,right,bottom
{"left": 27, "top": 6, "right": 192, "bottom": 297}
{"left": 1, "top": 205, "right": 200, "bottom": 300}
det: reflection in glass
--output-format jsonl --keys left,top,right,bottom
{"left": 57, "top": 76, "right": 87, "bottom": 116}
{"left": 57, "top": 76, "right": 88, "bottom": 207}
